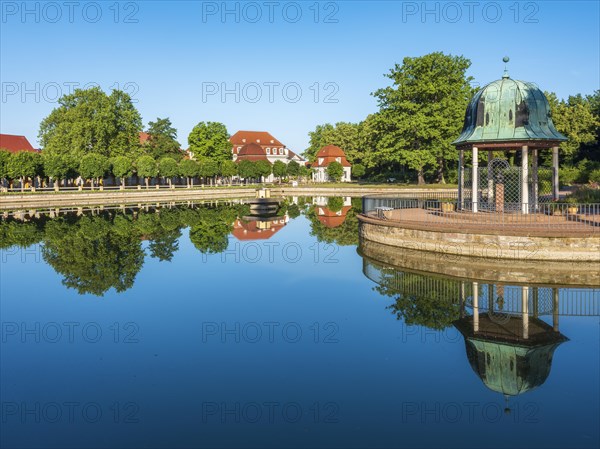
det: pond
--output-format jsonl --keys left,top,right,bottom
{"left": 1, "top": 197, "right": 598, "bottom": 449}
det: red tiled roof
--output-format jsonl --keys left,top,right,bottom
{"left": 312, "top": 145, "right": 351, "bottom": 167}
{"left": 231, "top": 219, "right": 286, "bottom": 240}
{"left": 230, "top": 131, "right": 284, "bottom": 147}
{"left": 0, "top": 134, "right": 38, "bottom": 153}
{"left": 316, "top": 206, "right": 352, "bottom": 228}
{"left": 139, "top": 132, "right": 150, "bottom": 144}
{"left": 236, "top": 142, "right": 269, "bottom": 162}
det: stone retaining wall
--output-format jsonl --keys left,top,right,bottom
{"left": 358, "top": 214, "right": 600, "bottom": 262}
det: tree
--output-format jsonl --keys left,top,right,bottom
{"left": 79, "top": 153, "right": 109, "bottom": 189}
{"left": 327, "top": 161, "right": 343, "bottom": 182}
{"left": 7, "top": 151, "right": 40, "bottom": 191}
{"left": 111, "top": 155, "right": 134, "bottom": 189}
{"left": 39, "top": 87, "right": 142, "bottom": 159}
{"left": 273, "top": 160, "right": 287, "bottom": 182}
{"left": 136, "top": 155, "right": 158, "bottom": 189}
{"left": 286, "top": 160, "right": 300, "bottom": 178}
{"left": 352, "top": 163, "right": 366, "bottom": 180}
{"left": 305, "top": 122, "right": 363, "bottom": 164}
{"left": 220, "top": 160, "right": 238, "bottom": 185}
{"left": 158, "top": 157, "right": 180, "bottom": 187}
{"left": 144, "top": 118, "right": 182, "bottom": 160}
{"left": 372, "top": 52, "right": 474, "bottom": 183}
{"left": 237, "top": 160, "right": 256, "bottom": 183}
{"left": 0, "top": 149, "right": 11, "bottom": 188}
{"left": 180, "top": 159, "right": 199, "bottom": 188}
{"left": 187, "top": 122, "right": 232, "bottom": 163}
{"left": 545, "top": 92, "right": 599, "bottom": 166}
{"left": 43, "top": 153, "right": 71, "bottom": 191}
{"left": 254, "top": 160, "right": 272, "bottom": 182}
{"left": 198, "top": 158, "right": 218, "bottom": 185}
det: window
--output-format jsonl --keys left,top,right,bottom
{"left": 336, "top": 157, "right": 341, "bottom": 163}
{"left": 279, "top": 148, "right": 284, "bottom": 155}
{"left": 266, "top": 148, "right": 270, "bottom": 154}
{"left": 318, "top": 158, "right": 324, "bottom": 165}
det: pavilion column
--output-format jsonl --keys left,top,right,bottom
{"left": 472, "top": 146, "right": 478, "bottom": 213}
{"left": 521, "top": 286, "right": 529, "bottom": 340}
{"left": 460, "top": 281, "right": 465, "bottom": 318}
{"left": 487, "top": 150, "right": 494, "bottom": 206}
{"left": 521, "top": 145, "right": 529, "bottom": 214}
{"left": 458, "top": 149, "right": 464, "bottom": 210}
{"left": 472, "top": 281, "right": 479, "bottom": 333}
{"left": 532, "top": 148, "right": 539, "bottom": 211}
{"left": 552, "top": 146, "right": 560, "bottom": 200}
{"left": 553, "top": 287, "right": 559, "bottom": 332}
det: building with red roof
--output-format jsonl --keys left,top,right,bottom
{"left": 236, "top": 142, "right": 270, "bottom": 162}
{"left": 231, "top": 216, "right": 288, "bottom": 240}
{"left": 230, "top": 130, "right": 305, "bottom": 165}
{"left": 0, "top": 134, "right": 39, "bottom": 153}
{"left": 313, "top": 196, "right": 353, "bottom": 227}
{"left": 312, "top": 145, "right": 352, "bottom": 182}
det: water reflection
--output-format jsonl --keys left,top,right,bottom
{"left": 361, "top": 245, "right": 598, "bottom": 407}
{"left": 0, "top": 197, "right": 362, "bottom": 296}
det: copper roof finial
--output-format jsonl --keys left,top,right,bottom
{"left": 502, "top": 56, "right": 510, "bottom": 79}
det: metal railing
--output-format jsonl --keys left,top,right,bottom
{"left": 363, "top": 194, "right": 600, "bottom": 232}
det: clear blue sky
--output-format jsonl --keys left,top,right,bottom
{"left": 1, "top": 0, "right": 598, "bottom": 153}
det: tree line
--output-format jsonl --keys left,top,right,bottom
{"left": 303, "top": 52, "right": 600, "bottom": 184}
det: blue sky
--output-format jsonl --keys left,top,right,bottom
{"left": 1, "top": 0, "right": 598, "bottom": 153}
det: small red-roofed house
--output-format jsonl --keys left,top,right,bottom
{"left": 312, "top": 145, "right": 352, "bottom": 182}
{"left": 0, "top": 134, "right": 39, "bottom": 154}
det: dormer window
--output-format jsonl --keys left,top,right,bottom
{"left": 336, "top": 157, "right": 341, "bottom": 163}
{"left": 242, "top": 139, "right": 246, "bottom": 143}
{"left": 318, "top": 158, "right": 324, "bottom": 165}
{"left": 257, "top": 139, "right": 261, "bottom": 143}
{"left": 270, "top": 140, "right": 274, "bottom": 143}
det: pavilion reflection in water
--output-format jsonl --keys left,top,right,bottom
{"left": 361, "top": 253, "right": 599, "bottom": 403}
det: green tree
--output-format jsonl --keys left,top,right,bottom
{"left": 136, "top": 155, "right": 158, "bottom": 189}
{"left": 39, "top": 87, "right": 142, "bottom": 159}
{"left": 43, "top": 153, "right": 71, "bottom": 191}
{"left": 327, "top": 161, "right": 343, "bottom": 182}
{"left": 545, "top": 92, "right": 599, "bottom": 166}
{"left": 187, "top": 122, "right": 232, "bottom": 163}
{"left": 111, "top": 155, "right": 134, "bottom": 189}
{"left": 198, "top": 158, "right": 219, "bottom": 185}
{"left": 7, "top": 151, "right": 40, "bottom": 191}
{"left": 254, "top": 160, "right": 272, "bottom": 182}
{"left": 372, "top": 52, "right": 474, "bottom": 183}
{"left": 352, "top": 163, "right": 366, "bottom": 180}
{"left": 144, "top": 118, "right": 182, "bottom": 160}
{"left": 42, "top": 215, "right": 145, "bottom": 296}
{"left": 273, "top": 160, "right": 287, "bottom": 182}
{"left": 158, "top": 157, "right": 180, "bottom": 187}
{"left": 0, "top": 149, "right": 12, "bottom": 188}
{"left": 180, "top": 159, "right": 199, "bottom": 188}
{"left": 304, "top": 122, "right": 363, "bottom": 164}
{"left": 220, "top": 160, "right": 238, "bottom": 185}
{"left": 238, "top": 160, "right": 256, "bottom": 183}
{"left": 286, "top": 160, "right": 300, "bottom": 179}
{"left": 79, "top": 153, "right": 109, "bottom": 189}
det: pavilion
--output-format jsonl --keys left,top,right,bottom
{"left": 452, "top": 58, "right": 567, "bottom": 214}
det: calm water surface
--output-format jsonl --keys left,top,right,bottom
{"left": 1, "top": 197, "right": 598, "bottom": 449}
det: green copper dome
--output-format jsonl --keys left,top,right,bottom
{"left": 464, "top": 339, "right": 563, "bottom": 396}
{"left": 453, "top": 75, "right": 567, "bottom": 147}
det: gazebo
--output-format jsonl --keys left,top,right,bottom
{"left": 452, "top": 58, "right": 567, "bottom": 214}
